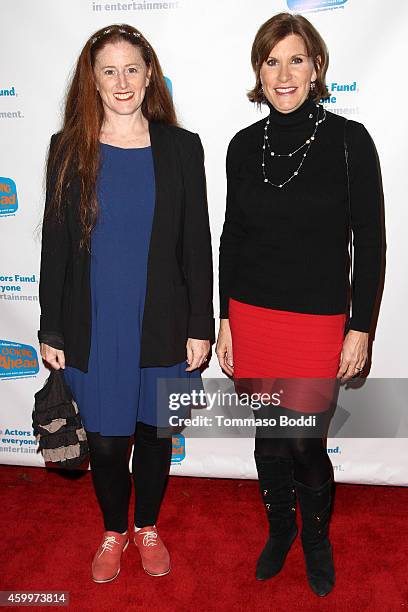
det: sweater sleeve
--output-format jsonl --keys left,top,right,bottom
{"left": 346, "top": 120, "right": 385, "bottom": 333}
{"left": 219, "top": 135, "right": 248, "bottom": 318}
{"left": 37, "top": 133, "right": 69, "bottom": 349}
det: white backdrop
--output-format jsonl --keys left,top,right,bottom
{"left": 1, "top": 0, "right": 407, "bottom": 484}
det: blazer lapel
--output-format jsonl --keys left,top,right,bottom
{"left": 148, "top": 121, "right": 175, "bottom": 249}
{"left": 149, "top": 121, "right": 173, "bottom": 222}
{"left": 144, "top": 121, "right": 176, "bottom": 314}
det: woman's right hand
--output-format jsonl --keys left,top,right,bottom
{"left": 216, "top": 319, "right": 234, "bottom": 376}
{"left": 40, "top": 343, "right": 66, "bottom": 370}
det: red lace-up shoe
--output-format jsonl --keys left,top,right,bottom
{"left": 134, "top": 526, "right": 170, "bottom": 576}
{"left": 91, "top": 530, "right": 129, "bottom": 583}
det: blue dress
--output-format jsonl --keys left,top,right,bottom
{"left": 63, "top": 143, "right": 202, "bottom": 436}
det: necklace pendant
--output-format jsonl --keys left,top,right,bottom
{"left": 262, "top": 105, "right": 326, "bottom": 189}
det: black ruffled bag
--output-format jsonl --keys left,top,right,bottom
{"left": 32, "top": 368, "right": 89, "bottom": 469}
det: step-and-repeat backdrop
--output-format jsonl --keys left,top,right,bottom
{"left": 1, "top": 0, "right": 407, "bottom": 484}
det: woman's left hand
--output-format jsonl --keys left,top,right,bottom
{"left": 336, "top": 330, "right": 369, "bottom": 380}
{"left": 185, "top": 338, "right": 210, "bottom": 371}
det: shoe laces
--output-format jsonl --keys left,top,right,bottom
{"left": 99, "top": 535, "right": 120, "bottom": 557}
{"left": 139, "top": 530, "right": 158, "bottom": 547}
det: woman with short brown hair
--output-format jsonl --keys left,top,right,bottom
{"left": 248, "top": 11, "right": 329, "bottom": 104}
{"left": 38, "top": 23, "right": 214, "bottom": 583}
{"left": 217, "top": 12, "right": 384, "bottom": 596}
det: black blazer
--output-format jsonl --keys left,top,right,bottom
{"left": 38, "top": 122, "right": 215, "bottom": 372}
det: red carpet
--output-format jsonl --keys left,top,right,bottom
{"left": 1, "top": 465, "right": 407, "bottom": 611}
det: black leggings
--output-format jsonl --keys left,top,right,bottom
{"left": 86, "top": 422, "right": 172, "bottom": 533}
{"left": 254, "top": 407, "right": 333, "bottom": 488}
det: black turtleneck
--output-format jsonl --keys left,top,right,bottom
{"left": 219, "top": 96, "right": 384, "bottom": 332}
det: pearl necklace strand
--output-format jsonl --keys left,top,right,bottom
{"left": 262, "top": 103, "right": 327, "bottom": 189}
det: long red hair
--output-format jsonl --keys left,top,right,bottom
{"left": 46, "top": 24, "right": 177, "bottom": 251}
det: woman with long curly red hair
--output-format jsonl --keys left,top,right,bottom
{"left": 38, "top": 24, "right": 214, "bottom": 583}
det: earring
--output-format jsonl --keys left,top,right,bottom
{"left": 310, "top": 81, "right": 316, "bottom": 91}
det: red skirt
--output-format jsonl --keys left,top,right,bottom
{"left": 229, "top": 298, "right": 346, "bottom": 414}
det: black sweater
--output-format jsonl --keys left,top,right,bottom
{"left": 219, "top": 97, "right": 384, "bottom": 332}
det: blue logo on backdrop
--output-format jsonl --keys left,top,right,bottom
{"left": 327, "top": 445, "right": 341, "bottom": 454}
{"left": 171, "top": 434, "right": 185, "bottom": 463}
{"left": 0, "top": 427, "right": 37, "bottom": 452}
{"left": 0, "top": 86, "right": 16, "bottom": 97}
{"left": 329, "top": 81, "right": 357, "bottom": 93}
{"left": 0, "top": 340, "right": 39, "bottom": 379}
{"left": 322, "top": 81, "right": 358, "bottom": 104}
{"left": 287, "top": 0, "right": 348, "bottom": 12}
{"left": 0, "top": 178, "right": 18, "bottom": 216}
{"left": 164, "top": 76, "right": 172, "bottom": 98}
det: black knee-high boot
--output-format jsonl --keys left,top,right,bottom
{"left": 294, "top": 476, "right": 335, "bottom": 597}
{"left": 254, "top": 453, "right": 298, "bottom": 580}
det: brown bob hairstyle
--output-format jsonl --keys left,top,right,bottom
{"left": 248, "top": 12, "right": 329, "bottom": 106}
{"left": 46, "top": 24, "right": 177, "bottom": 252}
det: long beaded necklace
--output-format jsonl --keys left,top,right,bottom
{"left": 262, "top": 103, "right": 327, "bottom": 189}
